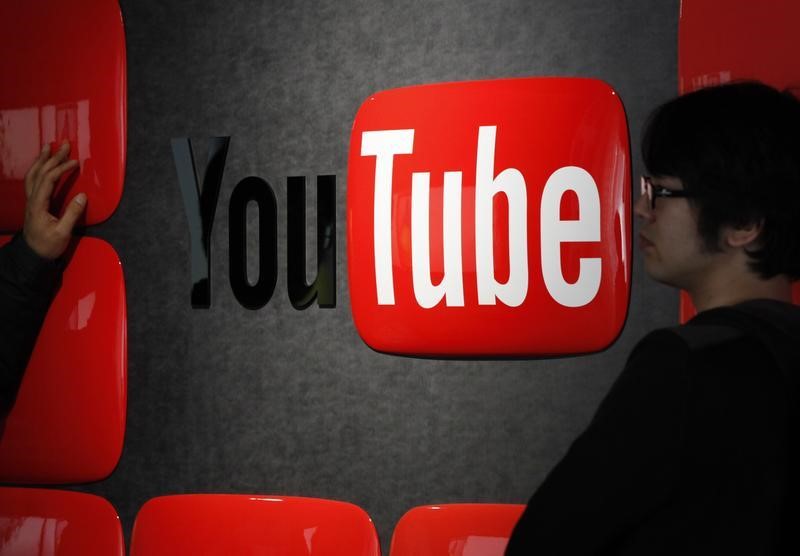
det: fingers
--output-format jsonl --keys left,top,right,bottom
{"left": 24, "top": 143, "right": 52, "bottom": 198}
{"left": 55, "top": 193, "right": 87, "bottom": 237}
{"left": 30, "top": 158, "right": 79, "bottom": 212}
{"left": 26, "top": 141, "right": 74, "bottom": 201}
{"left": 21, "top": 141, "right": 87, "bottom": 260}
{"left": 38, "top": 142, "right": 71, "bottom": 177}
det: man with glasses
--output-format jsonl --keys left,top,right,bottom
{"left": 507, "top": 81, "right": 800, "bottom": 555}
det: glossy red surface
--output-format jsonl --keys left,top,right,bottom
{"left": 678, "top": 0, "right": 800, "bottom": 323}
{"left": 0, "top": 237, "right": 127, "bottom": 484}
{"left": 389, "top": 504, "right": 525, "bottom": 556}
{"left": 348, "top": 78, "right": 631, "bottom": 356}
{"left": 679, "top": 292, "right": 694, "bottom": 324}
{"left": 0, "top": 487, "right": 124, "bottom": 556}
{"left": 679, "top": 0, "right": 800, "bottom": 95}
{"left": 0, "top": 0, "right": 126, "bottom": 231}
{"left": 129, "top": 495, "right": 380, "bottom": 556}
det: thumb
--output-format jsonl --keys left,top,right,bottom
{"left": 56, "top": 193, "right": 87, "bottom": 235}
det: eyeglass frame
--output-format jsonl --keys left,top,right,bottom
{"left": 640, "top": 175, "right": 699, "bottom": 211}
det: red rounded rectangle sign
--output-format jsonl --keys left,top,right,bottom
{"left": 347, "top": 78, "right": 631, "bottom": 356}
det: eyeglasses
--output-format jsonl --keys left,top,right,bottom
{"left": 640, "top": 176, "right": 698, "bottom": 210}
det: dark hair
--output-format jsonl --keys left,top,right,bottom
{"left": 642, "top": 81, "right": 800, "bottom": 280}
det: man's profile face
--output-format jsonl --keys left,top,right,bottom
{"left": 635, "top": 175, "right": 717, "bottom": 291}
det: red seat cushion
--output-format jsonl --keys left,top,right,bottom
{"left": 130, "top": 495, "right": 380, "bottom": 556}
{"left": 0, "top": 487, "right": 124, "bottom": 556}
{"left": 389, "top": 504, "right": 525, "bottom": 556}
{"left": 0, "top": 236, "right": 127, "bottom": 483}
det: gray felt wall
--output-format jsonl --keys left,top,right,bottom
{"left": 79, "top": 0, "right": 681, "bottom": 550}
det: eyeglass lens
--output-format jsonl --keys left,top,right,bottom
{"left": 640, "top": 176, "right": 654, "bottom": 210}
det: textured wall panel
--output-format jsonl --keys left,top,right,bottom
{"left": 65, "top": 1, "right": 679, "bottom": 551}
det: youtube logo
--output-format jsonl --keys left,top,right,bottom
{"left": 348, "top": 78, "right": 631, "bottom": 356}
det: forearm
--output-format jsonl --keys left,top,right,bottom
{"left": 0, "top": 235, "right": 61, "bottom": 411}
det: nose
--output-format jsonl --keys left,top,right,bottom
{"left": 634, "top": 191, "right": 653, "bottom": 221}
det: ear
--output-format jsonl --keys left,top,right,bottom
{"left": 723, "top": 219, "right": 763, "bottom": 249}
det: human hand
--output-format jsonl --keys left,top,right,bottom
{"left": 22, "top": 141, "right": 87, "bottom": 260}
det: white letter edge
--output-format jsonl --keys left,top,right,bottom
{"left": 540, "top": 166, "right": 601, "bottom": 308}
{"left": 361, "top": 129, "right": 415, "bottom": 305}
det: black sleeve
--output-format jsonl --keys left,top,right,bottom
{"left": 505, "top": 330, "right": 690, "bottom": 555}
{"left": 0, "top": 234, "right": 61, "bottom": 414}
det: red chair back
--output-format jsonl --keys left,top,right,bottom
{"left": 0, "top": 237, "right": 127, "bottom": 483}
{"left": 389, "top": 504, "right": 525, "bottom": 556}
{"left": 130, "top": 494, "right": 380, "bottom": 556}
{"left": 0, "top": 0, "right": 127, "bottom": 231}
{"left": 0, "top": 487, "right": 124, "bottom": 556}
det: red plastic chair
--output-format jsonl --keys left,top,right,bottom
{"left": 0, "top": 0, "right": 126, "bottom": 231}
{"left": 129, "top": 494, "right": 380, "bottom": 556}
{"left": 0, "top": 487, "right": 124, "bottom": 556}
{"left": 389, "top": 504, "right": 525, "bottom": 556}
{"left": 0, "top": 237, "right": 127, "bottom": 484}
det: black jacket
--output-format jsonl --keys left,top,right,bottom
{"left": 0, "top": 234, "right": 61, "bottom": 414}
{"left": 506, "top": 299, "right": 800, "bottom": 555}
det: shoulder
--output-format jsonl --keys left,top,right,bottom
{"left": 628, "top": 328, "right": 692, "bottom": 362}
{"left": 626, "top": 323, "right": 768, "bottom": 393}
{"left": 628, "top": 319, "right": 758, "bottom": 372}
{"left": 648, "top": 320, "right": 786, "bottom": 426}
{"left": 592, "top": 330, "right": 691, "bottom": 427}
{"left": 617, "top": 328, "right": 692, "bottom": 392}
{"left": 597, "top": 323, "right": 746, "bottom": 421}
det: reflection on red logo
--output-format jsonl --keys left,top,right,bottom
{"left": 347, "top": 78, "right": 631, "bottom": 356}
